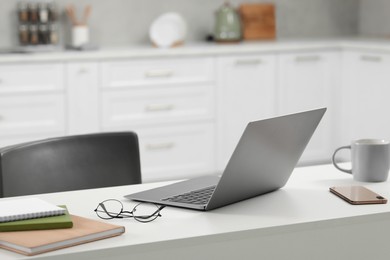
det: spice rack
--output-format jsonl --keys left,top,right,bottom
{"left": 17, "top": 1, "right": 59, "bottom": 48}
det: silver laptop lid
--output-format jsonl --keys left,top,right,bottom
{"left": 205, "top": 108, "right": 326, "bottom": 210}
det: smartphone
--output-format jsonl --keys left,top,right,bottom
{"left": 329, "top": 186, "right": 387, "bottom": 205}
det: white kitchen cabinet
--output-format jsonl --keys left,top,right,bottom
{"left": 3, "top": 43, "right": 385, "bottom": 182}
{"left": 0, "top": 94, "right": 66, "bottom": 147}
{"left": 100, "top": 57, "right": 216, "bottom": 181}
{"left": 101, "top": 57, "right": 214, "bottom": 88}
{"left": 66, "top": 62, "right": 99, "bottom": 134}
{"left": 111, "top": 123, "right": 215, "bottom": 182}
{"left": 216, "top": 54, "right": 277, "bottom": 171}
{"left": 0, "top": 63, "right": 64, "bottom": 94}
{"left": 277, "top": 51, "right": 340, "bottom": 164}
{"left": 101, "top": 83, "right": 215, "bottom": 127}
{"left": 342, "top": 50, "right": 390, "bottom": 142}
{"left": 0, "top": 62, "right": 66, "bottom": 148}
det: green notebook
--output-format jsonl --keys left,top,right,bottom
{"left": 0, "top": 205, "right": 73, "bottom": 232}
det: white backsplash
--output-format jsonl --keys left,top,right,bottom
{"left": 0, "top": 0, "right": 359, "bottom": 48}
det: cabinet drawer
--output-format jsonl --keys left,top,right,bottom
{"left": 0, "top": 94, "right": 65, "bottom": 136}
{"left": 134, "top": 123, "right": 216, "bottom": 182}
{"left": 101, "top": 84, "right": 215, "bottom": 127}
{"left": 0, "top": 63, "right": 64, "bottom": 94}
{"left": 101, "top": 57, "right": 215, "bottom": 88}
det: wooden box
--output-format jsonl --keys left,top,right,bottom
{"left": 239, "top": 3, "right": 276, "bottom": 40}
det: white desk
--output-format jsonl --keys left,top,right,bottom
{"left": 2, "top": 164, "right": 390, "bottom": 260}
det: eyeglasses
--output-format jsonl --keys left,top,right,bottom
{"left": 94, "top": 199, "right": 166, "bottom": 223}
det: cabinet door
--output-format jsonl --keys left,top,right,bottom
{"left": 0, "top": 94, "right": 66, "bottom": 147}
{"left": 101, "top": 57, "right": 214, "bottom": 88}
{"left": 66, "top": 62, "right": 99, "bottom": 134}
{"left": 0, "top": 63, "right": 64, "bottom": 93}
{"left": 101, "top": 84, "right": 214, "bottom": 128}
{"left": 102, "top": 123, "right": 215, "bottom": 182}
{"left": 0, "top": 62, "right": 66, "bottom": 148}
{"left": 217, "top": 54, "right": 277, "bottom": 171}
{"left": 136, "top": 123, "right": 215, "bottom": 182}
{"left": 342, "top": 51, "right": 390, "bottom": 141}
{"left": 277, "top": 51, "right": 340, "bottom": 164}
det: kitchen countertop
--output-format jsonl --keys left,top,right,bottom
{"left": 1, "top": 38, "right": 390, "bottom": 63}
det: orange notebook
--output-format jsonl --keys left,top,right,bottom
{"left": 0, "top": 215, "right": 125, "bottom": 256}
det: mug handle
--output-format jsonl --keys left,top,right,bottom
{"left": 332, "top": 146, "right": 352, "bottom": 174}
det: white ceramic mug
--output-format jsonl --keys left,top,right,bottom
{"left": 332, "top": 139, "right": 390, "bottom": 182}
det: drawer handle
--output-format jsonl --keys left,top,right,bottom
{"left": 235, "top": 59, "right": 262, "bottom": 65}
{"left": 360, "top": 55, "right": 382, "bottom": 62}
{"left": 145, "top": 104, "right": 174, "bottom": 112}
{"left": 295, "top": 55, "right": 321, "bottom": 62}
{"left": 146, "top": 142, "right": 175, "bottom": 150}
{"left": 145, "top": 70, "right": 173, "bottom": 78}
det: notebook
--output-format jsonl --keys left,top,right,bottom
{"left": 125, "top": 108, "right": 326, "bottom": 210}
{"left": 0, "top": 215, "right": 125, "bottom": 256}
{"left": 0, "top": 206, "right": 73, "bottom": 232}
{"left": 0, "top": 198, "right": 65, "bottom": 223}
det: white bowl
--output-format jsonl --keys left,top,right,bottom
{"left": 149, "top": 12, "right": 187, "bottom": 48}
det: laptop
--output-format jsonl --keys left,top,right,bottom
{"left": 125, "top": 108, "right": 326, "bottom": 211}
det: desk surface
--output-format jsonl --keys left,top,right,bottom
{"left": 2, "top": 163, "right": 390, "bottom": 260}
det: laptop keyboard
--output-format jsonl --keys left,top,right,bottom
{"left": 161, "top": 186, "right": 216, "bottom": 205}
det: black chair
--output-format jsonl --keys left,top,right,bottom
{"left": 0, "top": 132, "right": 142, "bottom": 197}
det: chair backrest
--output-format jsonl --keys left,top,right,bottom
{"left": 0, "top": 132, "right": 142, "bottom": 197}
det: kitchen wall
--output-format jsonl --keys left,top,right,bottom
{"left": 359, "top": 0, "right": 390, "bottom": 38}
{"left": 0, "top": 0, "right": 359, "bottom": 48}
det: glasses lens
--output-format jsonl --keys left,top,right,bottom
{"left": 95, "top": 199, "right": 123, "bottom": 219}
{"left": 132, "top": 203, "right": 163, "bottom": 223}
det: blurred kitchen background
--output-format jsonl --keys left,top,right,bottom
{"left": 1, "top": 0, "right": 390, "bottom": 183}
{"left": 1, "top": 0, "right": 387, "bottom": 48}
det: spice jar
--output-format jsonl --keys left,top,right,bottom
{"left": 18, "top": 2, "right": 29, "bottom": 23}
{"left": 19, "top": 24, "right": 29, "bottom": 45}
{"left": 38, "top": 2, "right": 49, "bottom": 23}
{"left": 39, "top": 24, "right": 50, "bottom": 44}
{"left": 48, "top": 1, "right": 58, "bottom": 22}
{"left": 49, "top": 24, "right": 58, "bottom": 44}
{"left": 28, "top": 2, "right": 38, "bottom": 23}
{"left": 29, "top": 24, "right": 39, "bottom": 45}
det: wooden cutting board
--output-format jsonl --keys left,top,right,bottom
{"left": 239, "top": 3, "right": 276, "bottom": 40}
